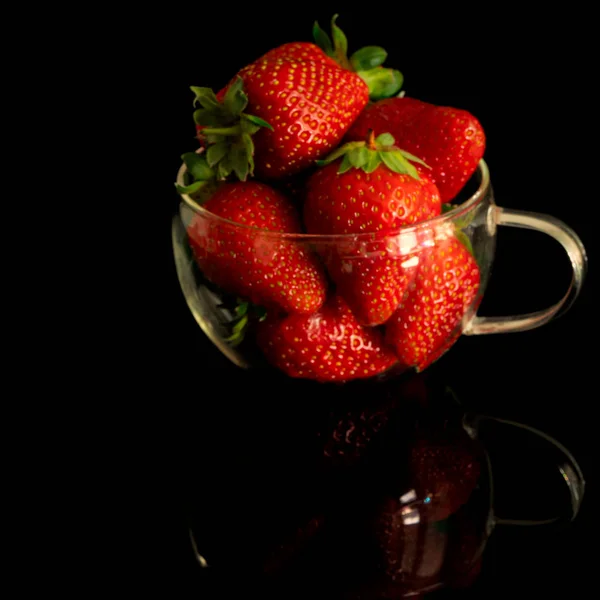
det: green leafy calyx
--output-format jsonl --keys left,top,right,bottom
{"left": 223, "top": 299, "right": 268, "bottom": 347}
{"left": 442, "top": 203, "right": 476, "bottom": 256}
{"left": 175, "top": 152, "right": 216, "bottom": 196}
{"left": 312, "top": 15, "right": 403, "bottom": 100}
{"left": 455, "top": 229, "right": 475, "bottom": 257}
{"left": 315, "top": 129, "right": 430, "bottom": 179}
{"left": 224, "top": 302, "right": 249, "bottom": 347}
{"left": 192, "top": 77, "right": 273, "bottom": 181}
{"left": 443, "top": 202, "right": 477, "bottom": 232}
{"left": 357, "top": 67, "right": 404, "bottom": 102}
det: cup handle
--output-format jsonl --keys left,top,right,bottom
{"left": 464, "top": 413, "right": 585, "bottom": 527}
{"left": 463, "top": 207, "right": 588, "bottom": 335}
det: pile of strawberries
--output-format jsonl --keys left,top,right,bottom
{"left": 179, "top": 16, "right": 486, "bottom": 383}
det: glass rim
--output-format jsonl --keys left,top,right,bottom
{"left": 176, "top": 155, "right": 490, "bottom": 241}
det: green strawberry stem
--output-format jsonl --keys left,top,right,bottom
{"left": 222, "top": 299, "right": 268, "bottom": 347}
{"left": 224, "top": 311, "right": 249, "bottom": 347}
{"left": 315, "top": 128, "right": 430, "bottom": 178}
{"left": 175, "top": 152, "right": 217, "bottom": 197}
{"left": 191, "top": 77, "right": 273, "bottom": 182}
{"left": 313, "top": 14, "right": 403, "bottom": 100}
{"left": 455, "top": 230, "right": 475, "bottom": 257}
{"left": 357, "top": 67, "right": 404, "bottom": 102}
{"left": 365, "top": 129, "right": 377, "bottom": 150}
{"left": 173, "top": 150, "right": 233, "bottom": 202}
{"left": 188, "top": 260, "right": 268, "bottom": 345}
{"left": 176, "top": 80, "right": 274, "bottom": 191}
{"left": 442, "top": 202, "right": 476, "bottom": 255}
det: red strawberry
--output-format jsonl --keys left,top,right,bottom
{"left": 193, "top": 42, "right": 368, "bottom": 181}
{"left": 345, "top": 96, "right": 486, "bottom": 202}
{"left": 303, "top": 131, "right": 442, "bottom": 325}
{"left": 194, "top": 42, "right": 341, "bottom": 143}
{"left": 186, "top": 180, "right": 327, "bottom": 315}
{"left": 253, "top": 40, "right": 341, "bottom": 67}
{"left": 256, "top": 295, "right": 397, "bottom": 382}
{"left": 237, "top": 42, "right": 368, "bottom": 181}
{"left": 191, "top": 16, "right": 404, "bottom": 182}
{"left": 384, "top": 231, "right": 481, "bottom": 371}
{"left": 408, "top": 428, "right": 482, "bottom": 522}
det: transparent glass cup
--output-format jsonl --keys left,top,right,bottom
{"left": 172, "top": 158, "right": 587, "bottom": 380}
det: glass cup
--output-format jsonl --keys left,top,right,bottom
{"left": 172, "top": 158, "right": 587, "bottom": 380}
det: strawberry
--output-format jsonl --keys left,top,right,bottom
{"left": 191, "top": 16, "right": 404, "bottom": 182}
{"left": 256, "top": 295, "right": 398, "bottom": 382}
{"left": 345, "top": 96, "right": 486, "bottom": 202}
{"left": 206, "top": 44, "right": 368, "bottom": 181}
{"left": 194, "top": 42, "right": 342, "bottom": 144}
{"left": 185, "top": 177, "right": 327, "bottom": 315}
{"left": 303, "top": 130, "right": 442, "bottom": 325}
{"left": 384, "top": 230, "right": 481, "bottom": 371}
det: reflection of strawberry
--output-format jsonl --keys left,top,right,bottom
{"left": 385, "top": 232, "right": 480, "bottom": 371}
{"left": 319, "top": 394, "right": 399, "bottom": 467}
{"left": 311, "top": 373, "right": 431, "bottom": 469}
{"left": 452, "top": 556, "right": 483, "bottom": 589}
{"left": 372, "top": 498, "right": 448, "bottom": 597}
{"left": 447, "top": 515, "right": 485, "bottom": 589}
{"left": 262, "top": 514, "right": 325, "bottom": 576}
{"left": 408, "top": 427, "right": 482, "bottom": 522}
{"left": 304, "top": 131, "right": 441, "bottom": 325}
{"left": 256, "top": 295, "right": 397, "bottom": 382}
{"left": 186, "top": 180, "right": 327, "bottom": 315}
{"left": 345, "top": 96, "right": 486, "bottom": 201}
{"left": 370, "top": 491, "right": 485, "bottom": 597}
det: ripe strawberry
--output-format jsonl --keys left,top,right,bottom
{"left": 256, "top": 295, "right": 397, "bottom": 382}
{"left": 191, "top": 16, "right": 404, "bottom": 182}
{"left": 240, "top": 48, "right": 367, "bottom": 180}
{"left": 384, "top": 231, "right": 481, "bottom": 371}
{"left": 194, "top": 42, "right": 342, "bottom": 142}
{"left": 303, "top": 131, "right": 442, "bottom": 325}
{"left": 186, "top": 179, "right": 327, "bottom": 315}
{"left": 345, "top": 96, "right": 486, "bottom": 202}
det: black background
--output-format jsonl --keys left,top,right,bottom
{"left": 133, "top": 4, "right": 596, "bottom": 598}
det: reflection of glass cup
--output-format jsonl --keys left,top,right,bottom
{"left": 364, "top": 414, "right": 584, "bottom": 598}
{"left": 173, "top": 159, "right": 587, "bottom": 378}
{"left": 186, "top": 376, "right": 584, "bottom": 597}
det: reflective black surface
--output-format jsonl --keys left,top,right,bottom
{"left": 139, "top": 4, "right": 595, "bottom": 598}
